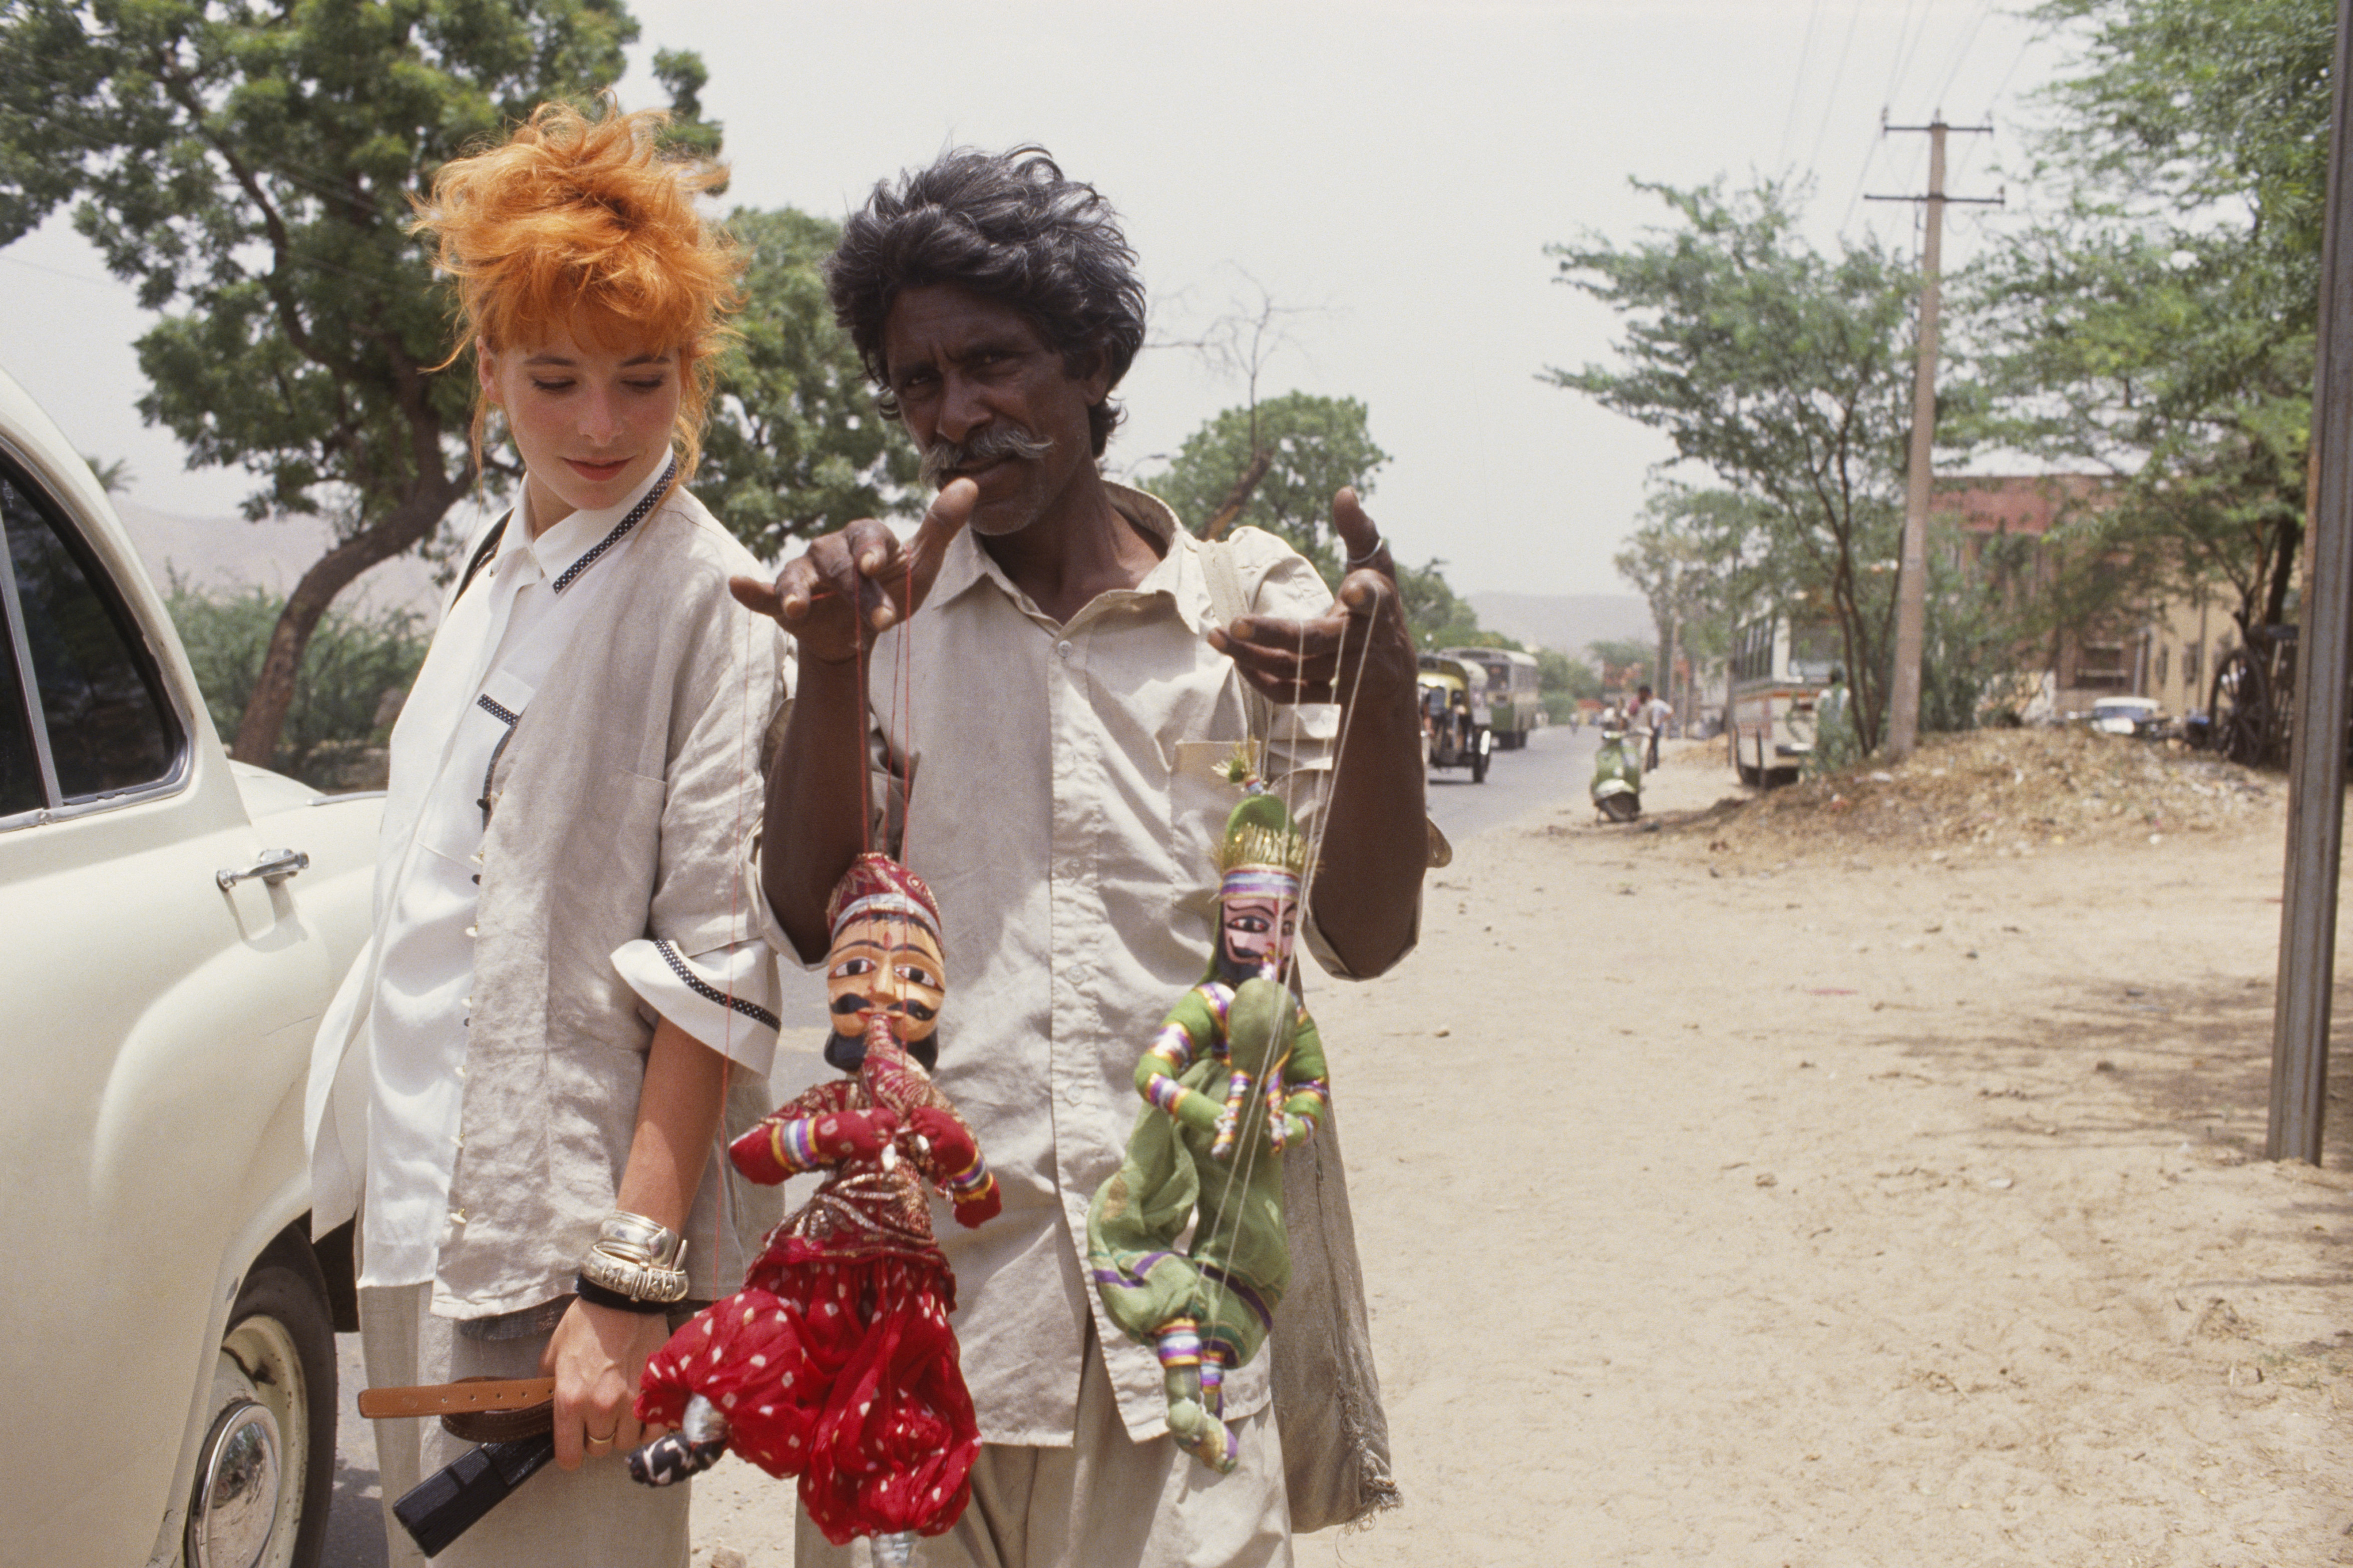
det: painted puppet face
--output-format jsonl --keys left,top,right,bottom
{"left": 827, "top": 913, "right": 948, "bottom": 1049}
{"left": 1218, "top": 890, "right": 1298, "bottom": 981}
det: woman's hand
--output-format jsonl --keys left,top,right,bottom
{"left": 729, "top": 478, "right": 977, "bottom": 664}
{"left": 542, "top": 1297, "right": 675, "bottom": 1470}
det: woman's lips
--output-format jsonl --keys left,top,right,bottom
{"left": 567, "top": 456, "right": 632, "bottom": 482}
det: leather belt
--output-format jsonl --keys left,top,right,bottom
{"left": 360, "top": 1377, "right": 556, "bottom": 1441}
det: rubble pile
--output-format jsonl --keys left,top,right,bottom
{"left": 1679, "top": 728, "right": 2279, "bottom": 857}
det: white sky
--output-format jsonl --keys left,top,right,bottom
{"left": 0, "top": 0, "right": 2069, "bottom": 597}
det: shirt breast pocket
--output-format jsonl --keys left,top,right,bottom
{"left": 420, "top": 668, "right": 536, "bottom": 863}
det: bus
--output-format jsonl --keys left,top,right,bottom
{"left": 1726, "top": 615, "right": 1842, "bottom": 785}
{"left": 1435, "top": 646, "right": 1543, "bottom": 749}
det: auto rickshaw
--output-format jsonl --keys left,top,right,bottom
{"left": 1417, "top": 652, "right": 1492, "bottom": 783}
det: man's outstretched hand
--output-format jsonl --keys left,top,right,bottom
{"left": 1208, "top": 487, "right": 1416, "bottom": 707}
{"left": 729, "top": 478, "right": 979, "bottom": 664}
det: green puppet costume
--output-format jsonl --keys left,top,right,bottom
{"left": 1085, "top": 782, "right": 1332, "bottom": 1473}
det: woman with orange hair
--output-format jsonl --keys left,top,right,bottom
{"left": 304, "top": 100, "right": 788, "bottom": 1566}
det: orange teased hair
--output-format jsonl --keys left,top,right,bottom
{"left": 412, "top": 99, "right": 740, "bottom": 483}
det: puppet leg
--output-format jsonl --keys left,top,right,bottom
{"left": 1154, "top": 1319, "right": 1239, "bottom": 1474}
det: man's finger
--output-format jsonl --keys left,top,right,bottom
{"left": 1337, "top": 567, "right": 1398, "bottom": 620}
{"left": 877, "top": 478, "right": 977, "bottom": 631}
{"left": 1329, "top": 487, "right": 1394, "bottom": 580}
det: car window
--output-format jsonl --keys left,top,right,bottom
{"left": 0, "top": 465, "right": 179, "bottom": 802}
{"left": 0, "top": 622, "right": 42, "bottom": 817}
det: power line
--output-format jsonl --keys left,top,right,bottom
{"left": 1931, "top": 0, "right": 2001, "bottom": 114}
{"left": 1779, "top": 0, "right": 1829, "bottom": 171}
{"left": 1806, "top": 0, "right": 1868, "bottom": 178}
{"left": 1882, "top": 0, "right": 1936, "bottom": 112}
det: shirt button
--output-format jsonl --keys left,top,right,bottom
{"left": 1056, "top": 640, "right": 1073, "bottom": 659}
{"left": 464, "top": 925, "right": 478, "bottom": 938}
{"left": 448, "top": 1209, "right": 468, "bottom": 1226}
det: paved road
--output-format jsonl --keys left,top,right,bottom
{"left": 1423, "top": 720, "right": 1600, "bottom": 841}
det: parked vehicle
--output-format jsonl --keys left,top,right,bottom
{"left": 1592, "top": 719, "right": 1643, "bottom": 820}
{"left": 1418, "top": 652, "right": 1492, "bottom": 783}
{"left": 1726, "top": 613, "right": 1840, "bottom": 786}
{"left": 1435, "top": 645, "right": 1541, "bottom": 750}
{"left": 2086, "top": 696, "right": 2166, "bottom": 738}
{"left": 0, "top": 366, "right": 380, "bottom": 1567}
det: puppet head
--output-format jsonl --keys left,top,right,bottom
{"left": 1212, "top": 789, "right": 1306, "bottom": 985}
{"left": 823, "top": 853, "right": 947, "bottom": 1072}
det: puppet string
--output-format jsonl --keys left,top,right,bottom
{"left": 1193, "top": 599, "right": 1372, "bottom": 1377}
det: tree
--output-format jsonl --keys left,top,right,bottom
{"left": 0, "top": 0, "right": 710, "bottom": 765}
{"left": 1142, "top": 391, "right": 1389, "bottom": 582}
{"left": 1534, "top": 646, "right": 1602, "bottom": 717}
{"left": 1614, "top": 483, "right": 1773, "bottom": 720}
{"left": 1392, "top": 556, "right": 1488, "bottom": 649}
{"left": 694, "top": 206, "right": 918, "bottom": 556}
{"left": 1963, "top": 0, "right": 2330, "bottom": 639}
{"left": 1548, "top": 180, "right": 1933, "bottom": 754}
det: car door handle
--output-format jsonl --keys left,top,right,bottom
{"left": 217, "top": 847, "right": 311, "bottom": 892}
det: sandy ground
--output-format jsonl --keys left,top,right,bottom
{"left": 688, "top": 740, "right": 2353, "bottom": 1568}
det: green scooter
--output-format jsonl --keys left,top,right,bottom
{"left": 1591, "top": 722, "right": 1642, "bottom": 821}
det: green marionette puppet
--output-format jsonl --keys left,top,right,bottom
{"left": 1085, "top": 764, "right": 1331, "bottom": 1473}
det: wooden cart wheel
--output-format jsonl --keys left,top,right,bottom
{"left": 2211, "top": 646, "right": 2273, "bottom": 766}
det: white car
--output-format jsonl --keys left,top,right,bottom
{"left": 0, "top": 367, "right": 379, "bottom": 1567}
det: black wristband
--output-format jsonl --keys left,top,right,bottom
{"left": 574, "top": 1273, "right": 669, "bottom": 1315}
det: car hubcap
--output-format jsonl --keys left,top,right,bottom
{"left": 188, "top": 1314, "right": 307, "bottom": 1568}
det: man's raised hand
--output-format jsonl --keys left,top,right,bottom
{"left": 1208, "top": 486, "right": 1416, "bottom": 707}
{"left": 729, "top": 478, "right": 978, "bottom": 663}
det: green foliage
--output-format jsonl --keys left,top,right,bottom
{"left": 1917, "top": 527, "right": 2024, "bottom": 734}
{"left": 1964, "top": 0, "right": 2330, "bottom": 635}
{"left": 1535, "top": 646, "right": 1602, "bottom": 709}
{"left": 696, "top": 207, "right": 917, "bottom": 555}
{"left": 1141, "top": 390, "right": 1388, "bottom": 582}
{"left": 1392, "top": 556, "right": 1486, "bottom": 649}
{"left": 1548, "top": 180, "right": 1931, "bottom": 754}
{"left": 168, "top": 579, "right": 427, "bottom": 788}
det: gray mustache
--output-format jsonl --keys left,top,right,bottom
{"left": 920, "top": 425, "right": 1054, "bottom": 488}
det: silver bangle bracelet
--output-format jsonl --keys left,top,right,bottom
{"left": 579, "top": 1240, "right": 692, "bottom": 1304}
{"left": 596, "top": 1209, "right": 684, "bottom": 1269}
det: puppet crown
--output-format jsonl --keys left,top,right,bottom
{"left": 1214, "top": 791, "right": 1307, "bottom": 876}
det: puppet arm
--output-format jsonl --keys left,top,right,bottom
{"left": 1134, "top": 1011, "right": 1226, "bottom": 1138}
{"left": 1278, "top": 1007, "right": 1331, "bottom": 1146}
{"left": 904, "top": 1106, "right": 1001, "bottom": 1227}
{"left": 727, "top": 1085, "right": 900, "bottom": 1185}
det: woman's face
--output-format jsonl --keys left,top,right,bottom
{"left": 479, "top": 329, "right": 682, "bottom": 534}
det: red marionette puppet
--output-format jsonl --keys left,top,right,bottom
{"left": 627, "top": 853, "right": 999, "bottom": 1558}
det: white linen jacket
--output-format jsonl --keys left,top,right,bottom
{"left": 307, "top": 486, "right": 789, "bottom": 1318}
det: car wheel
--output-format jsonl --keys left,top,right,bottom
{"left": 187, "top": 1243, "right": 336, "bottom": 1568}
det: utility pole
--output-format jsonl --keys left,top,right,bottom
{"left": 1868, "top": 116, "right": 1999, "bottom": 760}
{"left": 2268, "top": 0, "right": 2353, "bottom": 1166}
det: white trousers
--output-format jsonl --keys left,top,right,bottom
{"left": 360, "top": 1283, "right": 691, "bottom": 1568}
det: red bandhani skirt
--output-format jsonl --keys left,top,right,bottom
{"left": 635, "top": 1241, "right": 980, "bottom": 1543}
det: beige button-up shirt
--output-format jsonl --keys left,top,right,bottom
{"left": 832, "top": 485, "right": 1402, "bottom": 1444}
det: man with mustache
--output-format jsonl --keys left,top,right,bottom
{"left": 733, "top": 146, "right": 1432, "bottom": 1568}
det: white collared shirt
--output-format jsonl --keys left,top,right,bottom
{"left": 359, "top": 457, "right": 781, "bottom": 1291}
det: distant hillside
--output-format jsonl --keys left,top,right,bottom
{"left": 114, "top": 497, "right": 447, "bottom": 614}
{"left": 1467, "top": 591, "right": 1655, "bottom": 658}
